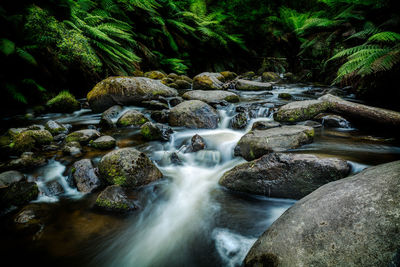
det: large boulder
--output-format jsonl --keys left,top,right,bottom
{"left": 274, "top": 99, "right": 331, "bottom": 122}
{"left": 95, "top": 185, "right": 136, "bottom": 212}
{"left": 235, "top": 125, "right": 314, "bottom": 161}
{"left": 244, "top": 160, "right": 400, "bottom": 267}
{"left": 72, "top": 159, "right": 101, "bottom": 193}
{"left": 235, "top": 80, "right": 273, "bottom": 91}
{"left": 169, "top": 100, "right": 219, "bottom": 129}
{"left": 116, "top": 110, "right": 148, "bottom": 127}
{"left": 98, "top": 148, "right": 162, "bottom": 188}
{"left": 193, "top": 72, "right": 224, "bottom": 90}
{"left": 87, "top": 77, "right": 178, "bottom": 112}
{"left": 65, "top": 129, "right": 101, "bottom": 144}
{"left": 0, "top": 178, "right": 39, "bottom": 208}
{"left": 182, "top": 90, "right": 239, "bottom": 104}
{"left": 219, "top": 153, "right": 350, "bottom": 199}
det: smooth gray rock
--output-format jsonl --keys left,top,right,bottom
{"left": 95, "top": 185, "right": 136, "bottom": 212}
{"left": 235, "top": 79, "right": 273, "bottom": 91}
{"left": 91, "top": 136, "right": 116, "bottom": 150}
{"left": 235, "top": 125, "right": 314, "bottom": 161}
{"left": 219, "top": 153, "right": 350, "bottom": 199}
{"left": 0, "top": 171, "right": 25, "bottom": 188}
{"left": 169, "top": 100, "right": 219, "bottom": 129}
{"left": 182, "top": 90, "right": 239, "bottom": 104}
{"left": 244, "top": 160, "right": 400, "bottom": 267}
{"left": 72, "top": 159, "right": 101, "bottom": 193}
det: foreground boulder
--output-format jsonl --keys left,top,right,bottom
{"left": 87, "top": 77, "right": 178, "bottom": 112}
{"left": 13, "top": 130, "right": 53, "bottom": 153}
{"left": 320, "top": 93, "right": 400, "bottom": 129}
{"left": 182, "top": 90, "right": 239, "bottom": 104}
{"left": 72, "top": 159, "right": 101, "bottom": 193}
{"left": 235, "top": 79, "right": 273, "bottom": 91}
{"left": 275, "top": 99, "right": 331, "bottom": 122}
{"left": 244, "top": 160, "right": 400, "bottom": 267}
{"left": 0, "top": 174, "right": 39, "bottom": 208}
{"left": 0, "top": 170, "right": 25, "bottom": 187}
{"left": 219, "top": 153, "right": 350, "bottom": 199}
{"left": 98, "top": 148, "right": 162, "bottom": 188}
{"left": 95, "top": 185, "right": 136, "bottom": 212}
{"left": 169, "top": 100, "right": 219, "bottom": 129}
{"left": 235, "top": 125, "right": 314, "bottom": 161}
{"left": 116, "top": 110, "right": 148, "bottom": 127}
{"left": 192, "top": 72, "right": 224, "bottom": 90}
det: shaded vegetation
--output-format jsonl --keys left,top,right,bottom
{"left": 0, "top": 0, "right": 399, "bottom": 112}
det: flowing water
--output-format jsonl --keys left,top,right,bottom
{"left": 1, "top": 83, "right": 400, "bottom": 267}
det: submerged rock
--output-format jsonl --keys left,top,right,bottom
{"left": 220, "top": 153, "right": 350, "bottom": 199}
{"left": 182, "top": 90, "right": 239, "bottom": 104}
{"left": 193, "top": 72, "right": 224, "bottom": 90}
{"left": 185, "top": 134, "right": 206, "bottom": 153}
{"left": 235, "top": 80, "right": 273, "bottom": 91}
{"left": 244, "top": 160, "right": 400, "bottom": 267}
{"left": 91, "top": 136, "right": 116, "bottom": 150}
{"left": 62, "top": 141, "right": 82, "bottom": 157}
{"left": 140, "top": 122, "right": 173, "bottom": 141}
{"left": 7, "top": 152, "right": 46, "bottom": 170}
{"left": 275, "top": 99, "right": 331, "bottom": 123}
{"left": 116, "top": 110, "right": 148, "bottom": 127}
{"left": 169, "top": 100, "right": 219, "bottom": 129}
{"left": 95, "top": 185, "right": 136, "bottom": 212}
{"left": 151, "top": 110, "right": 169, "bottom": 123}
{"left": 235, "top": 125, "right": 314, "bottom": 161}
{"left": 65, "top": 129, "right": 101, "bottom": 144}
{"left": 314, "top": 113, "right": 351, "bottom": 128}
{"left": 278, "top": 93, "right": 292, "bottom": 100}
{"left": 87, "top": 77, "right": 178, "bottom": 112}
{"left": 98, "top": 148, "right": 162, "bottom": 188}
{"left": 72, "top": 159, "right": 101, "bottom": 193}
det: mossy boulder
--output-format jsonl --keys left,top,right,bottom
{"left": 193, "top": 72, "right": 224, "bottom": 90}
{"left": 46, "top": 91, "right": 80, "bottom": 113}
{"left": 8, "top": 128, "right": 28, "bottom": 139}
{"left": 274, "top": 99, "right": 331, "bottom": 123}
{"left": 45, "top": 120, "right": 67, "bottom": 135}
{"left": 182, "top": 90, "right": 239, "bottom": 104}
{"left": 235, "top": 79, "right": 273, "bottom": 91}
{"left": 278, "top": 93, "right": 292, "bottom": 100}
{"left": 261, "top": 72, "right": 280, "bottom": 82}
{"left": 87, "top": 77, "right": 178, "bottom": 112}
{"left": 219, "top": 153, "right": 350, "bottom": 199}
{"left": 72, "top": 159, "right": 101, "bottom": 193}
{"left": 220, "top": 71, "right": 238, "bottom": 81}
{"left": 62, "top": 141, "right": 82, "bottom": 156}
{"left": 116, "top": 110, "right": 148, "bottom": 127}
{"left": 169, "top": 100, "right": 219, "bottom": 129}
{"left": 241, "top": 71, "right": 256, "bottom": 79}
{"left": 65, "top": 129, "right": 101, "bottom": 144}
{"left": 144, "top": 70, "right": 166, "bottom": 80}
{"left": 174, "top": 79, "right": 192, "bottom": 89}
{"left": 91, "top": 136, "right": 116, "bottom": 150}
{"left": 98, "top": 148, "right": 162, "bottom": 188}
{"left": 251, "top": 121, "right": 281, "bottom": 131}
{"left": 0, "top": 179, "right": 39, "bottom": 209}
{"left": 95, "top": 185, "right": 136, "bottom": 212}
{"left": 244, "top": 160, "right": 400, "bottom": 267}
{"left": 140, "top": 122, "right": 173, "bottom": 141}
{"left": 6, "top": 152, "right": 46, "bottom": 170}
{"left": 13, "top": 130, "right": 53, "bottom": 153}
{"left": 235, "top": 125, "right": 314, "bottom": 161}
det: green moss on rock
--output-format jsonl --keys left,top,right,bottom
{"left": 47, "top": 91, "right": 80, "bottom": 113}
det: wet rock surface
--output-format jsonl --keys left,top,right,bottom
{"left": 169, "top": 100, "right": 219, "bottom": 129}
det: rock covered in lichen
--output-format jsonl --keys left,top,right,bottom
{"left": 72, "top": 159, "right": 101, "bottom": 193}
{"left": 140, "top": 122, "right": 173, "bottom": 141}
{"left": 116, "top": 110, "right": 148, "bottom": 127}
{"left": 95, "top": 185, "right": 136, "bottom": 212}
{"left": 275, "top": 99, "right": 331, "bottom": 122}
{"left": 12, "top": 130, "right": 53, "bottom": 153}
{"left": 98, "top": 148, "right": 162, "bottom": 188}
{"left": 91, "top": 136, "right": 116, "bottom": 150}
{"left": 45, "top": 120, "right": 67, "bottom": 135}
{"left": 65, "top": 129, "right": 100, "bottom": 144}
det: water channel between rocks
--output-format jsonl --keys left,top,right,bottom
{"left": 1, "top": 83, "right": 400, "bottom": 267}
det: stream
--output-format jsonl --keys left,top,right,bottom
{"left": 1, "top": 83, "right": 400, "bottom": 267}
